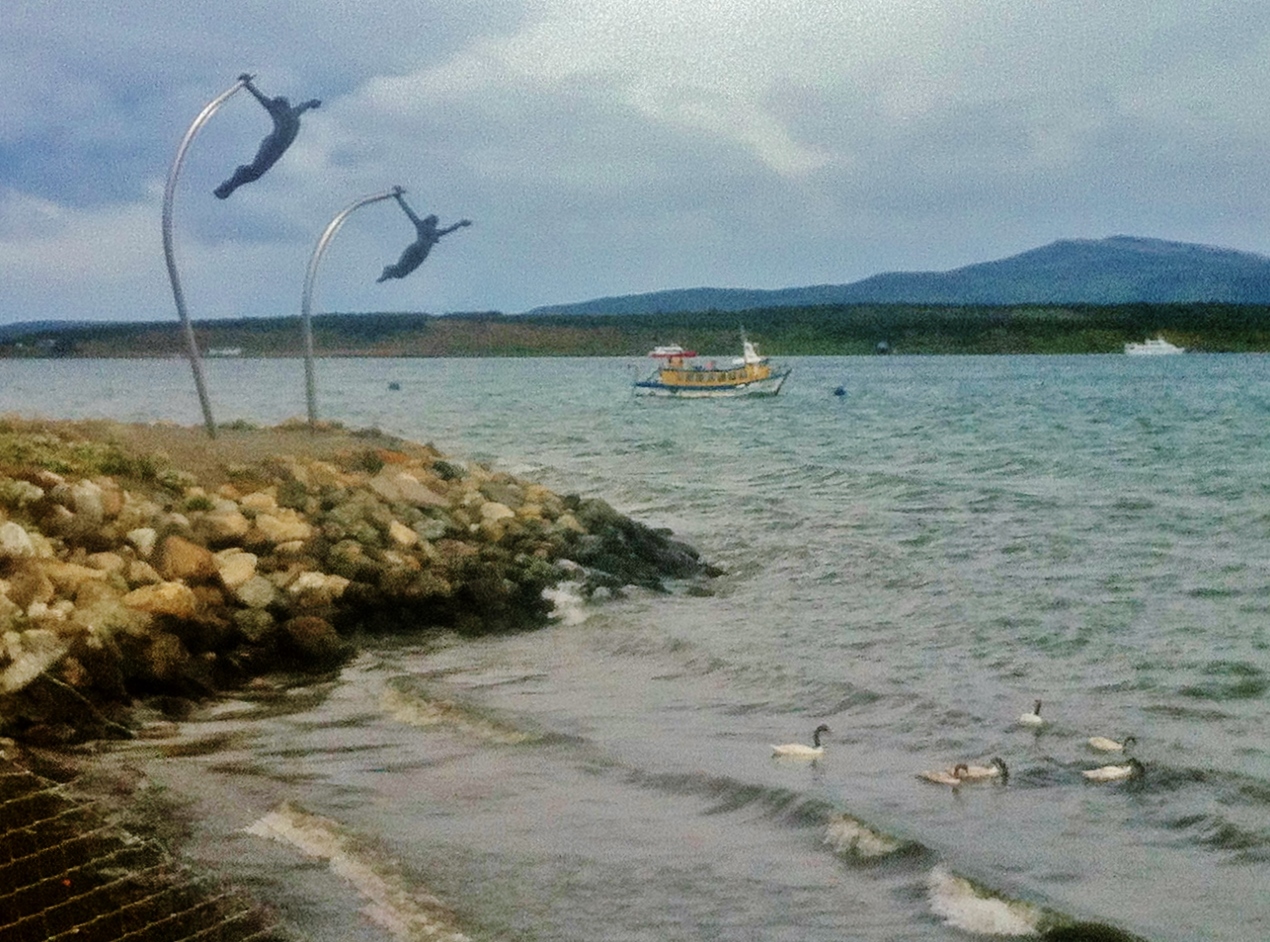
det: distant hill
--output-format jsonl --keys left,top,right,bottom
{"left": 0, "top": 320, "right": 94, "bottom": 341}
{"left": 524, "top": 236, "right": 1270, "bottom": 315}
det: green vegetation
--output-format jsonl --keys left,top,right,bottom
{"left": 3, "top": 303, "right": 1269, "bottom": 358}
{"left": 0, "top": 420, "right": 166, "bottom": 482}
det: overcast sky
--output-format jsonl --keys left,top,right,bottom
{"left": 3, "top": 0, "right": 1269, "bottom": 324}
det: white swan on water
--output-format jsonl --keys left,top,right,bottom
{"left": 1082, "top": 758, "right": 1145, "bottom": 782}
{"left": 1087, "top": 735, "right": 1135, "bottom": 753}
{"left": 1018, "top": 700, "right": 1044, "bottom": 727}
{"left": 771, "top": 724, "right": 830, "bottom": 759}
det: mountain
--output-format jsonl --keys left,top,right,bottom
{"left": 524, "top": 236, "right": 1270, "bottom": 315}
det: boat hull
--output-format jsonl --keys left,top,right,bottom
{"left": 634, "top": 369, "right": 791, "bottom": 398}
{"left": 1124, "top": 336, "right": 1185, "bottom": 355}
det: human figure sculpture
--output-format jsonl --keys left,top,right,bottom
{"left": 214, "top": 74, "right": 321, "bottom": 199}
{"left": 377, "top": 188, "right": 472, "bottom": 282}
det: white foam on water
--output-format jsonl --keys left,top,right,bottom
{"left": 926, "top": 865, "right": 1042, "bottom": 936}
{"left": 823, "top": 813, "right": 907, "bottom": 859}
{"left": 380, "top": 683, "right": 536, "bottom": 745}
{"left": 245, "top": 801, "right": 472, "bottom": 941}
{"left": 542, "top": 580, "right": 589, "bottom": 625}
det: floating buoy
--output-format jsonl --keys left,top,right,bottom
{"left": 388, "top": 381, "right": 401, "bottom": 391}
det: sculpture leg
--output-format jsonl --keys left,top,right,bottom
{"left": 214, "top": 164, "right": 261, "bottom": 199}
{"left": 377, "top": 243, "right": 428, "bottom": 282}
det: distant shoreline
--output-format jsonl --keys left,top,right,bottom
{"left": 2, "top": 303, "right": 1269, "bottom": 358}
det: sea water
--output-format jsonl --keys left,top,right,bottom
{"left": 1, "top": 353, "right": 1267, "bottom": 941}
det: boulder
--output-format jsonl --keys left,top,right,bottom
{"left": 93, "top": 477, "right": 126, "bottom": 519}
{"left": 214, "top": 548, "right": 258, "bottom": 590}
{"left": 199, "top": 507, "right": 252, "bottom": 544}
{"left": 232, "top": 608, "right": 275, "bottom": 644}
{"left": 155, "top": 535, "right": 218, "bottom": 583}
{"left": 125, "top": 560, "right": 162, "bottom": 587}
{"left": 0, "top": 592, "right": 20, "bottom": 628}
{"left": 85, "top": 552, "right": 127, "bottom": 575}
{"left": 6, "top": 561, "right": 55, "bottom": 610}
{"left": 251, "top": 510, "right": 313, "bottom": 544}
{"left": 233, "top": 575, "right": 277, "bottom": 610}
{"left": 480, "top": 502, "right": 516, "bottom": 524}
{"left": 0, "top": 521, "right": 36, "bottom": 560}
{"left": 239, "top": 491, "right": 279, "bottom": 514}
{"left": 0, "top": 629, "right": 69, "bottom": 694}
{"left": 121, "top": 582, "right": 199, "bottom": 619}
{"left": 388, "top": 520, "right": 420, "bottom": 548}
{"left": 0, "top": 479, "right": 44, "bottom": 508}
{"left": 280, "top": 616, "right": 352, "bottom": 667}
{"left": 126, "top": 527, "right": 158, "bottom": 558}
{"left": 369, "top": 470, "right": 448, "bottom": 508}
{"left": 140, "top": 632, "right": 191, "bottom": 685}
{"left": 66, "top": 480, "right": 106, "bottom": 523}
{"left": 42, "top": 560, "right": 109, "bottom": 595}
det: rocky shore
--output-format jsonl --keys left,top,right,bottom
{"left": 0, "top": 418, "right": 715, "bottom": 746}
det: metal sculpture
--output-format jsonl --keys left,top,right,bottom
{"left": 214, "top": 75, "right": 321, "bottom": 199}
{"left": 377, "top": 188, "right": 471, "bottom": 282}
{"left": 162, "top": 75, "right": 254, "bottom": 439}
{"left": 300, "top": 189, "right": 403, "bottom": 429}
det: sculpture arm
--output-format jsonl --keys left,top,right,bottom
{"left": 438, "top": 220, "right": 473, "bottom": 237}
{"left": 395, "top": 195, "right": 424, "bottom": 227}
{"left": 240, "top": 77, "right": 271, "bottom": 108}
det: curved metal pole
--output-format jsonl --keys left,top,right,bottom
{"left": 161, "top": 76, "right": 251, "bottom": 439}
{"left": 301, "top": 188, "right": 403, "bottom": 430}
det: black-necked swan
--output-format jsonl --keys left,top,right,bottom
{"left": 918, "top": 763, "right": 970, "bottom": 786}
{"left": 960, "top": 757, "right": 1009, "bottom": 782}
{"left": 771, "top": 724, "right": 830, "bottom": 759}
{"left": 919, "top": 757, "right": 1008, "bottom": 786}
{"left": 1087, "top": 734, "right": 1136, "bottom": 753}
{"left": 1018, "top": 700, "right": 1045, "bottom": 727}
{"left": 1082, "top": 758, "right": 1145, "bottom": 782}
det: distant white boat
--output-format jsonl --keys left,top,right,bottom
{"left": 1124, "top": 335, "right": 1184, "bottom": 355}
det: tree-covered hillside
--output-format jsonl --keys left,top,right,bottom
{"left": 3, "top": 303, "right": 1269, "bottom": 358}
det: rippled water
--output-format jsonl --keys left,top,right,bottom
{"left": 3, "top": 353, "right": 1268, "bottom": 941}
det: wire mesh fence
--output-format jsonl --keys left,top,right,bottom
{"left": 0, "top": 759, "right": 288, "bottom": 942}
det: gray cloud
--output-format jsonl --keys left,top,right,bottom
{"left": 3, "top": 0, "right": 1270, "bottom": 323}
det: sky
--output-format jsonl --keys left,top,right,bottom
{"left": 3, "top": 0, "right": 1270, "bottom": 324}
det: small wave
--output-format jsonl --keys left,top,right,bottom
{"left": 1141, "top": 701, "right": 1232, "bottom": 721}
{"left": 624, "top": 768, "right": 836, "bottom": 831}
{"left": 1161, "top": 775, "right": 1270, "bottom": 863}
{"left": 1186, "top": 585, "right": 1242, "bottom": 600}
{"left": 920, "top": 852, "right": 1152, "bottom": 940}
{"left": 244, "top": 801, "right": 472, "bottom": 942}
{"left": 926, "top": 865, "right": 1043, "bottom": 936}
{"left": 381, "top": 676, "right": 541, "bottom": 745}
{"left": 823, "top": 813, "right": 917, "bottom": 861}
{"left": 1040, "top": 925, "right": 1150, "bottom": 941}
{"left": 626, "top": 766, "right": 925, "bottom": 865}
{"left": 1177, "top": 661, "right": 1268, "bottom": 701}
{"left": 1195, "top": 817, "right": 1270, "bottom": 862}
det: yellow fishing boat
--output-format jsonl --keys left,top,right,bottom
{"left": 633, "top": 333, "right": 791, "bottom": 398}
